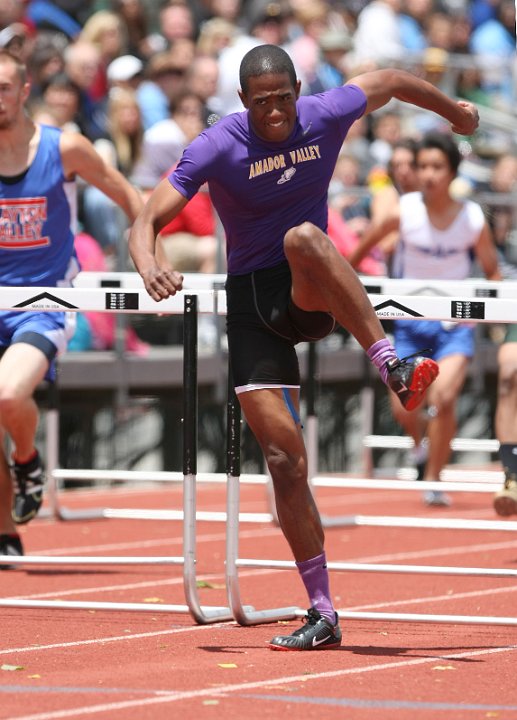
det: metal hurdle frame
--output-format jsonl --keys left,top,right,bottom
{"left": 304, "top": 276, "right": 513, "bottom": 528}
{"left": 224, "top": 280, "right": 517, "bottom": 627}
{"left": 0, "top": 292, "right": 238, "bottom": 623}
{"left": 45, "top": 271, "right": 273, "bottom": 526}
{"left": 2, "top": 280, "right": 517, "bottom": 626}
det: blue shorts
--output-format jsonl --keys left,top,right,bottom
{"left": 393, "top": 319, "right": 475, "bottom": 361}
{"left": 0, "top": 310, "right": 73, "bottom": 381}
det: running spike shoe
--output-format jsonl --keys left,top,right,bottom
{"left": 269, "top": 607, "right": 342, "bottom": 651}
{"left": 11, "top": 451, "right": 45, "bottom": 524}
{"left": 387, "top": 351, "right": 439, "bottom": 412}
{"left": 493, "top": 473, "right": 517, "bottom": 517}
{"left": 0, "top": 533, "right": 24, "bottom": 570}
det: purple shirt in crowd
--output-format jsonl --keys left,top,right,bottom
{"left": 169, "top": 84, "right": 367, "bottom": 275}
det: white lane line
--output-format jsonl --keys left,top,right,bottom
{"left": 4, "top": 568, "right": 272, "bottom": 601}
{"left": 7, "top": 645, "right": 517, "bottom": 720}
{"left": 348, "top": 582, "right": 517, "bottom": 611}
{"left": 350, "top": 537, "right": 517, "bottom": 563}
{"left": 28, "top": 526, "right": 281, "bottom": 556}
{"left": 0, "top": 623, "right": 223, "bottom": 655}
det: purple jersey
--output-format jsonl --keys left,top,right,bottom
{"left": 169, "top": 84, "right": 366, "bottom": 274}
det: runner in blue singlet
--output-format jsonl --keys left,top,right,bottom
{"left": 0, "top": 50, "right": 143, "bottom": 564}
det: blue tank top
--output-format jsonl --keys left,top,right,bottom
{"left": 0, "top": 124, "right": 79, "bottom": 287}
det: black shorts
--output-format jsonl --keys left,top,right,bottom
{"left": 226, "top": 261, "right": 335, "bottom": 391}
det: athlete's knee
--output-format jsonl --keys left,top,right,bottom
{"left": 266, "top": 446, "right": 305, "bottom": 492}
{"left": 0, "top": 387, "right": 23, "bottom": 418}
{"left": 284, "top": 222, "right": 330, "bottom": 262}
{"left": 498, "top": 362, "right": 517, "bottom": 399}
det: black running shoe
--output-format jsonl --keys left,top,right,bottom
{"left": 387, "top": 351, "right": 439, "bottom": 412}
{"left": 0, "top": 533, "right": 24, "bottom": 570}
{"left": 11, "top": 451, "right": 45, "bottom": 524}
{"left": 493, "top": 473, "right": 517, "bottom": 517}
{"left": 269, "top": 608, "right": 342, "bottom": 651}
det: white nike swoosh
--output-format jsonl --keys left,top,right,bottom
{"left": 312, "top": 635, "right": 330, "bottom": 647}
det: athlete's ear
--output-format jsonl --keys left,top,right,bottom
{"left": 22, "top": 81, "right": 31, "bottom": 103}
{"left": 295, "top": 79, "right": 301, "bottom": 98}
{"left": 238, "top": 88, "right": 248, "bottom": 109}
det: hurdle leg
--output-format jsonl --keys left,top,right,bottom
{"left": 182, "top": 295, "right": 234, "bottom": 623}
{"left": 225, "top": 377, "right": 299, "bottom": 625}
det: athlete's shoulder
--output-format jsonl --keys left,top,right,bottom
{"left": 298, "top": 85, "right": 367, "bottom": 120}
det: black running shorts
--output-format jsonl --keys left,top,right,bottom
{"left": 226, "top": 261, "right": 335, "bottom": 391}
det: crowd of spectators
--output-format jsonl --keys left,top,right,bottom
{"left": 1, "top": 0, "right": 517, "bottom": 349}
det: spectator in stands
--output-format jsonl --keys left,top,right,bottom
{"left": 82, "top": 87, "right": 145, "bottom": 261}
{"left": 79, "top": 11, "right": 129, "bottom": 102}
{"left": 469, "top": 0, "right": 516, "bottom": 111}
{"left": 132, "top": 89, "right": 204, "bottom": 193}
{"left": 195, "top": 16, "right": 236, "bottom": 58}
{"left": 63, "top": 39, "right": 109, "bottom": 141}
{"left": 307, "top": 27, "right": 354, "bottom": 95}
{"left": 184, "top": 54, "right": 220, "bottom": 126}
{"left": 351, "top": 0, "right": 404, "bottom": 69}
{"left": 26, "top": 32, "right": 67, "bottom": 105}
{"left": 398, "top": 0, "right": 431, "bottom": 52}
{"left": 106, "top": 53, "right": 144, "bottom": 93}
{"left": 0, "top": 50, "right": 143, "bottom": 564}
{"left": 136, "top": 50, "right": 187, "bottom": 130}
{"left": 156, "top": 1, "right": 197, "bottom": 48}
{"left": 110, "top": 0, "right": 152, "bottom": 60}
{"left": 349, "top": 132, "right": 500, "bottom": 507}
{"left": 37, "top": 72, "right": 82, "bottom": 133}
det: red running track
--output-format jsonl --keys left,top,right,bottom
{"left": 1, "top": 477, "right": 517, "bottom": 720}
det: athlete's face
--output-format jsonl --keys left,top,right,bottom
{"left": 0, "top": 58, "right": 29, "bottom": 131}
{"left": 239, "top": 72, "right": 301, "bottom": 143}
{"left": 416, "top": 147, "right": 455, "bottom": 198}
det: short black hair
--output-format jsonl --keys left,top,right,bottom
{"left": 417, "top": 132, "right": 461, "bottom": 175}
{"left": 239, "top": 44, "right": 297, "bottom": 94}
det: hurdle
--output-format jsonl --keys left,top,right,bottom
{"left": 2, "top": 280, "right": 517, "bottom": 627}
{"left": 0, "top": 292, "right": 238, "bottom": 623}
{"left": 43, "top": 272, "right": 273, "bottom": 525}
{"left": 224, "top": 281, "right": 517, "bottom": 627}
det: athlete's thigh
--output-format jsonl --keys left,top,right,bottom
{"left": 0, "top": 343, "right": 48, "bottom": 396}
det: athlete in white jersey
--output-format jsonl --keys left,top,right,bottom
{"left": 350, "top": 132, "right": 500, "bottom": 506}
{"left": 0, "top": 50, "right": 143, "bottom": 564}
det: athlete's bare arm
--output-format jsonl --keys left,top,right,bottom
{"left": 348, "top": 204, "right": 401, "bottom": 269}
{"left": 128, "top": 178, "right": 189, "bottom": 301}
{"left": 474, "top": 222, "right": 501, "bottom": 281}
{"left": 348, "top": 69, "right": 479, "bottom": 136}
{"left": 59, "top": 132, "right": 144, "bottom": 222}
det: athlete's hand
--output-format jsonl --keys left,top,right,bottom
{"left": 142, "top": 267, "right": 184, "bottom": 301}
{"left": 450, "top": 101, "right": 479, "bottom": 136}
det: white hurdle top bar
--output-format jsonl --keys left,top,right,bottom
{"left": 1, "top": 274, "right": 517, "bottom": 321}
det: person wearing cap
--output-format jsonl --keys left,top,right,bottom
{"left": 0, "top": 23, "right": 29, "bottom": 60}
{"left": 308, "top": 27, "right": 354, "bottom": 94}
{"left": 106, "top": 54, "right": 144, "bottom": 90}
{"left": 136, "top": 50, "right": 187, "bottom": 130}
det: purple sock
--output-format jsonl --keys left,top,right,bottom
{"left": 296, "top": 551, "right": 335, "bottom": 624}
{"left": 367, "top": 338, "right": 397, "bottom": 385}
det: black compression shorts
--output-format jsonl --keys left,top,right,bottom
{"left": 226, "top": 261, "right": 335, "bottom": 392}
